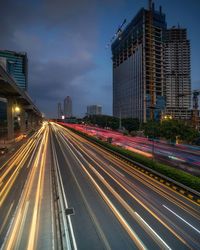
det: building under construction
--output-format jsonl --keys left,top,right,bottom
{"left": 112, "top": 1, "right": 166, "bottom": 122}
{"left": 164, "top": 27, "right": 191, "bottom": 120}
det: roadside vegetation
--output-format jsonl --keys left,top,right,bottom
{"left": 83, "top": 115, "right": 200, "bottom": 144}
{"left": 65, "top": 125, "right": 200, "bottom": 192}
{"left": 143, "top": 119, "right": 199, "bottom": 144}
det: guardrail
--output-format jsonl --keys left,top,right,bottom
{"left": 50, "top": 131, "right": 77, "bottom": 250}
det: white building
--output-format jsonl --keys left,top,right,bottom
{"left": 87, "top": 105, "right": 102, "bottom": 116}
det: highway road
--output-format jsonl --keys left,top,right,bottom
{"left": 51, "top": 122, "right": 200, "bottom": 250}
{"left": 0, "top": 122, "right": 199, "bottom": 249}
{"left": 0, "top": 123, "right": 55, "bottom": 250}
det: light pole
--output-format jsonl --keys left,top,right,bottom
{"left": 147, "top": 106, "right": 158, "bottom": 161}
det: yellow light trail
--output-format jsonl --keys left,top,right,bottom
{"left": 0, "top": 128, "right": 42, "bottom": 173}
{"left": 57, "top": 132, "right": 147, "bottom": 250}
{"left": 0, "top": 127, "right": 45, "bottom": 207}
{"left": 56, "top": 124, "right": 191, "bottom": 247}
{"left": 61, "top": 124, "right": 200, "bottom": 215}
{"left": 27, "top": 127, "right": 48, "bottom": 250}
{"left": 3, "top": 126, "right": 48, "bottom": 250}
{"left": 59, "top": 132, "right": 173, "bottom": 249}
{"left": 0, "top": 127, "right": 43, "bottom": 184}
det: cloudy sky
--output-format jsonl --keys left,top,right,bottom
{"left": 1, "top": 0, "right": 200, "bottom": 117}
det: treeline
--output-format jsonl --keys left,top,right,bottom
{"left": 83, "top": 115, "right": 199, "bottom": 144}
{"left": 83, "top": 115, "right": 139, "bottom": 132}
{"left": 143, "top": 119, "right": 199, "bottom": 143}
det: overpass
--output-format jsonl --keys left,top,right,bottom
{"left": 0, "top": 64, "right": 42, "bottom": 140}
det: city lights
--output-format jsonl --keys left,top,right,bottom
{"left": 14, "top": 105, "right": 20, "bottom": 113}
{"left": 0, "top": 0, "right": 199, "bottom": 249}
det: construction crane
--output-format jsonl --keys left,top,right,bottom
{"left": 106, "top": 19, "right": 126, "bottom": 48}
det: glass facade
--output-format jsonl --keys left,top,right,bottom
{"left": 112, "top": 4, "right": 166, "bottom": 122}
{"left": 0, "top": 50, "right": 28, "bottom": 90}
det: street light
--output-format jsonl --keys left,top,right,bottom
{"left": 14, "top": 105, "right": 20, "bottom": 113}
{"left": 163, "top": 115, "right": 172, "bottom": 120}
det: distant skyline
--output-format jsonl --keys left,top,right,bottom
{"left": 0, "top": 0, "right": 199, "bottom": 117}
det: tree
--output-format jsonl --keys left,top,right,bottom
{"left": 122, "top": 118, "right": 140, "bottom": 132}
{"left": 143, "top": 121, "right": 161, "bottom": 138}
{"left": 143, "top": 119, "right": 199, "bottom": 143}
{"left": 83, "top": 115, "right": 119, "bottom": 130}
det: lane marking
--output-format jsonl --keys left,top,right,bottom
{"left": 0, "top": 202, "right": 14, "bottom": 235}
{"left": 51, "top": 132, "right": 77, "bottom": 250}
{"left": 163, "top": 205, "right": 200, "bottom": 234}
{"left": 108, "top": 164, "right": 125, "bottom": 177}
{"left": 57, "top": 124, "right": 189, "bottom": 246}
{"left": 60, "top": 133, "right": 147, "bottom": 249}
{"left": 135, "top": 212, "right": 171, "bottom": 250}
{"left": 15, "top": 200, "right": 30, "bottom": 249}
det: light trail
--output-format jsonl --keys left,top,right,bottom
{"left": 54, "top": 123, "right": 198, "bottom": 248}
{"left": 27, "top": 127, "right": 49, "bottom": 250}
{"left": 134, "top": 212, "right": 172, "bottom": 250}
{"left": 63, "top": 124, "right": 200, "bottom": 217}
{"left": 0, "top": 128, "right": 43, "bottom": 176}
{"left": 3, "top": 125, "right": 48, "bottom": 250}
{"left": 0, "top": 128, "right": 44, "bottom": 207}
{"left": 0, "top": 202, "right": 14, "bottom": 235}
{"left": 59, "top": 132, "right": 173, "bottom": 249}
{"left": 163, "top": 205, "right": 200, "bottom": 234}
{"left": 56, "top": 129, "right": 147, "bottom": 249}
{"left": 0, "top": 127, "right": 43, "bottom": 185}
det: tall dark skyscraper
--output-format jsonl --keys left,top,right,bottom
{"left": 112, "top": 1, "right": 166, "bottom": 122}
{"left": 164, "top": 27, "right": 191, "bottom": 119}
{"left": 64, "top": 96, "right": 72, "bottom": 118}
{"left": 0, "top": 50, "right": 28, "bottom": 91}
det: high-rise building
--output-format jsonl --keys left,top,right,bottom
{"left": 87, "top": 105, "right": 102, "bottom": 116}
{"left": 57, "top": 102, "right": 62, "bottom": 119}
{"left": 112, "top": 2, "right": 166, "bottom": 122}
{"left": 164, "top": 27, "right": 191, "bottom": 119}
{"left": 0, "top": 50, "right": 28, "bottom": 91}
{"left": 64, "top": 96, "right": 72, "bottom": 118}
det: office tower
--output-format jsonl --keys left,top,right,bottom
{"left": 57, "top": 102, "right": 62, "bottom": 119}
{"left": 164, "top": 27, "right": 191, "bottom": 119}
{"left": 0, "top": 50, "right": 28, "bottom": 90}
{"left": 64, "top": 96, "right": 72, "bottom": 118}
{"left": 87, "top": 105, "right": 102, "bottom": 116}
{"left": 112, "top": 1, "right": 166, "bottom": 122}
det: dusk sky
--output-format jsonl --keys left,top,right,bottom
{"left": 1, "top": 0, "right": 200, "bottom": 117}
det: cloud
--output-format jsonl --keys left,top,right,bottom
{"left": 0, "top": 0, "right": 112, "bottom": 117}
{"left": 29, "top": 53, "right": 96, "bottom": 116}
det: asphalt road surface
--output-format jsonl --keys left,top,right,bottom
{"left": 50, "top": 122, "right": 200, "bottom": 250}
{"left": 0, "top": 122, "right": 199, "bottom": 249}
{"left": 0, "top": 124, "right": 55, "bottom": 250}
